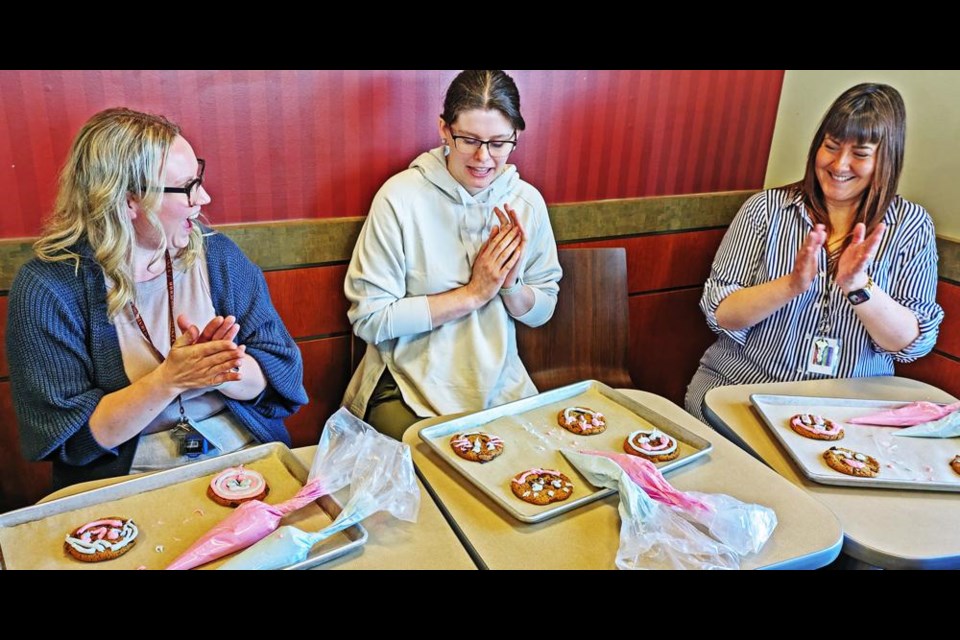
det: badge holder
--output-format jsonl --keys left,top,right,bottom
{"left": 171, "top": 404, "right": 210, "bottom": 458}
{"left": 806, "top": 335, "right": 841, "bottom": 376}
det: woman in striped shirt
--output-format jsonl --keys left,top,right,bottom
{"left": 685, "top": 83, "right": 943, "bottom": 423}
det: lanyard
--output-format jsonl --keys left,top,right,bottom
{"left": 129, "top": 251, "right": 187, "bottom": 425}
{"left": 130, "top": 251, "right": 176, "bottom": 363}
{"left": 815, "top": 242, "right": 844, "bottom": 338}
{"left": 815, "top": 275, "right": 835, "bottom": 338}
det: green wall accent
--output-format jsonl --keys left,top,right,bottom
{"left": 3, "top": 190, "right": 959, "bottom": 289}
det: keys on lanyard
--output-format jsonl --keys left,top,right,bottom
{"left": 171, "top": 418, "right": 211, "bottom": 458}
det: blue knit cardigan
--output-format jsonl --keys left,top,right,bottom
{"left": 6, "top": 232, "right": 308, "bottom": 489}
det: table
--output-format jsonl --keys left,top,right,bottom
{"left": 38, "top": 445, "right": 476, "bottom": 570}
{"left": 403, "top": 389, "right": 843, "bottom": 569}
{"left": 704, "top": 376, "right": 960, "bottom": 569}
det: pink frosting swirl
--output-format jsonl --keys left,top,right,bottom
{"left": 209, "top": 466, "right": 267, "bottom": 501}
{"left": 791, "top": 414, "right": 842, "bottom": 435}
{"left": 512, "top": 468, "right": 563, "bottom": 485}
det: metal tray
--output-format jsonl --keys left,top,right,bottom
{"left": 750, "top": 394, "right": 960, "bottom": 492}
{"left": 419, "top": 380, "right": 712, "bottom": 523}
{"left": 0, "top": 443, "right": 367, "bottom": 569}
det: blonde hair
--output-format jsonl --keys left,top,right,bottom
{"left": 34, "top": 107, "right": 204, "bottom": 318}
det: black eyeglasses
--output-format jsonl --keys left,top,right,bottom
{"left": 163, "top": 158, "right": 205, "bottom": 206}
{"left": 450, "top": 133, "right": 517, "bottom": 158}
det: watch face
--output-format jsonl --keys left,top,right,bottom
{"left": 848, "top": 289, "right": 871, "bottom": 305}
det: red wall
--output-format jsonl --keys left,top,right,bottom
{"left": 0, "top": 70, "right": 784, "bottom": 238}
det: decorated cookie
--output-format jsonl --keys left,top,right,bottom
{"left": 623, "top": 428, "right": 681, "bottom": 462}
{"left": 951, "top": 455, "right": 960, "bottom": 476}
{"left": 789, "top": 413, "right": 844, "bottom": 440}
{"left": 557, "top": 407, "right": 606, "bottom": 435}
{"left": 450, "top": 432, "right": 504, "bottom": 462}
{"left": 510, "top": 468, "right": 574, "bottom": 505}
{"left": 64, "top": 517, "right": 139, "bottom": 562}
{"left": 207, "top": 466, "right": 269, "bottom": 507}
{"left": 823, "top": 447, "right": 880, "bottom": 478}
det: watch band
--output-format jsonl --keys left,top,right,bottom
{"left": 846, "top": 275, "right": 874, "bottom": 306}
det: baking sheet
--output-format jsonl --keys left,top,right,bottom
{"left": 0, "top": 443, "right": 366, "bottom": 569}
{"left": 750, "top": 394, "right": 960, "bottom": 492}
{"left": 420, "top": 380, "right": 712, "bottom": 523}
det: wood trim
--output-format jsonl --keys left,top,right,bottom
{"left": 4, "top": 191, "right": 958, "bottom": 291}
{"left": 264, "top": 265, "right": 351, "bottom": 338}
{"left": 565, "top": 229, "right": 726, "bottom": 292}
{"left": 628, "top": 288, "right": 716, "bottom": 406}
{"left": 0, "top": 382, "right": 52, "bottom": 511}
{"left": 896, "top": 352, "right": 960, "bottom": 400}
{"left": 285, "top": 336, "right": 352, "bottom": 448}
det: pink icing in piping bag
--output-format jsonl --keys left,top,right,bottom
{"left": 580, "top": 450, "right": 710, "bottom": 512}
{"left": 165, "top": 478, "right": 325, "bottom": 570}
{"left": 847, "top": 401, "right": 960, "bottom": 426}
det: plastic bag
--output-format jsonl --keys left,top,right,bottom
{"left": 165, "top": 478, "right": 325, "bottom": 570}
{"left": 563, "top": 450, "right": 738, "bottom": 569}
{"left": 893, "top": 409, "right": 960, "bottom": 439}
{"left": 679, "top": 491, "right": 777, "bottom": 556}
{"left": 564, "top": 449, "right": 778, "bottom": 567}
{"left": 307, "top": 407, "right": 375, "bottom": 488}
{"left": 219, "top": 409, "right": 419, "bottom": 569}
{"left": 168, "top": 408, "right": 417, "bottom": 570}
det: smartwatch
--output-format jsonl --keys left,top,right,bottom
{"left": 846, "top": 275, "right": 874, "bottom": 306}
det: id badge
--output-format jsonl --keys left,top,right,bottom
{"left": 807, "top": 336, "right": 841, "bottom": 376}
{"left": 172, "top": 419, "right": 210, "bottom": 458}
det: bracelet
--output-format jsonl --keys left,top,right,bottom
{"left": 499, "top": 279, "right": 524, "bottom": 296}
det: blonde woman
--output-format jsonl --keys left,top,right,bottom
{"left": 7, "top": 108, "right": 306, "bottom": 489}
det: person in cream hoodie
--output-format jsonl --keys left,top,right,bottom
{"left": 344, "top": 70, "right": 562, "bottom": 439}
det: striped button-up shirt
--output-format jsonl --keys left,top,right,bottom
{"left": 686, "top": 187, "right": 943, "bottom": 422}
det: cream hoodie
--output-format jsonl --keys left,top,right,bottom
{"left": 343, "top": 147, "right": 562, "bottom": 419}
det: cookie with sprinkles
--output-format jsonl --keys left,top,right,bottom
{"left": 207, "top": 465, "right": 269, "bottom": 507}
{"left": 788, "top": 413, "right": 844, "bottom": 441}
{"left": 623, "top": 428, "right": 681, "bottom": 462}
{"left": 64, "top": 517, "right": 139, "bottom": 563}
{"left": 450, "top": 432, "right": 504, "bottom": 462}
{"left": 510, "top": 468, "right": 574, "bottom": 505}
{"left": 951, "top": 455, "right": 960, "bottom": 476}
{"left": 557, "top": 407, "right": 606, "bottom": 435}
{"left": 823, "top": 446, "right": 880, "bottom": 478}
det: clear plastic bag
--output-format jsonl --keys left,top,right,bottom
{"left": 220, "top": 408, "right": 420, "bottom": 569}
{"left": 564, "top": 450, "right": 738, "bottom": 569}
{"left": 308, "top": 406, "right": 376, "bottom": 489}
{"left": 581, "top": 449, "right": 777, "bottom": 557}
{"left": 894, "top": 410, "right": 960, "bottom": 438}
{"left": 564, "top": 449, "right": 777, "bottom": 569}
{"left": 679, "top": 491, "right": 777, "bottom": 556}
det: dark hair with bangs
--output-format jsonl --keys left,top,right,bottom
{"left": 799, "top": 83, "right": 906, "bottom": 244}
{"left": 440, "top": 70, "right": 526, "bottom": 131}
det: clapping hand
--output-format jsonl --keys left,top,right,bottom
{"left": 836, "top": 222, "right": 886, "bottom": 293}
{"left": 176, "top": 314, "right": 240, "bottom": 345}
{"left": 160, "top": 314, "right": 245, "bottom": 391}
{"left": 789, "top": 224, "right": 827, "bottom": 295}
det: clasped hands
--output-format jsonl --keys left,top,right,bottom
{"left": 159, "top": 314, "right": 245, "bottom": 392}
{"left": 468, "top": 203, "right": 527, "bottom": 302}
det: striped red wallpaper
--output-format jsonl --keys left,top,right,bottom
{"left": 0, "top": 70, "right": 784, "bottom": 238}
